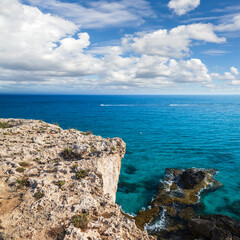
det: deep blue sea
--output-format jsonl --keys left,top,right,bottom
{"left": 1, "top": 95, "right": 240, "bottom": 220}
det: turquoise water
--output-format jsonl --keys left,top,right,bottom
{"left": 0, "top": 95, "right": 240, "bottom": 220}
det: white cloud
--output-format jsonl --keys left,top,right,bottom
{"left": 0, "top": 0, "right": 236, "bottom": 93}
{"left": 168, "top": 0, "right": 200, "bottom": 16}
{"left": 0, "top": 0, "right": 102, "bottom": 77}
{"left": 215, "top": 14, "right": 240, "bottom": 32}
{"left": 229, "top": 80, "right": 240, "bottom": 85}
{"left": 22, "top": 0, "right": 154, "bottom": 28}
{"left": 231, "top": 67, "right": 239, "bottom": 75}
{"left": 99, "top": 54, "right": 212, "bottom": 89}
{"left": 123, "top": 24, "right": 226, "bottom": 58}
{"left": 212, "top": 67, "right": 239, "bottom": 85}
{"left": 202, "top": 50, "right": 230, "bottom": 56}
{"left": 211, "top": 72, "right": 235, "bottom": 81}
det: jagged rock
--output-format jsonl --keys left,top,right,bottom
{"left": 211, "top": 227, "right": 232, "bottom": 240}
{"left": 200, "top": 214, "right": 240, "bottom": 238}
{"left": 0, "top": 118, "right": 154, "bottom": 240}
{"left": 189, "top": 215, "right": 240, "bottom": 240}
{"left": 180, "top": 169, "right": 205, "bottom": 189}
{"left": 179, "top": 207, "right": 195, "bottom": 220}
{"left": 188, "top": 219, "right": 215, "bottom": 239}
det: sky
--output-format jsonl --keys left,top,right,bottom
{"left": 0, "top": 0, "right": 240, "bottom": 94}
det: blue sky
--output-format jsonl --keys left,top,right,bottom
{"left": 0, "top": 0, "right": 240, "bottom": 94}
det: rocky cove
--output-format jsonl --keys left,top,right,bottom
{"left": 0, "top": 118, "right": 239, "bottom": 240}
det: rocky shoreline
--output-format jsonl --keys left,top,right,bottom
{"left": 133, "top": 168, "right": 240, "bottom": 240}
{"left": 0, "top": 118, "right": 239, "bottom": 240}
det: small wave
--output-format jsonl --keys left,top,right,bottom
{"left": 144, "top": 207, "right": 166, "bottom": 231}
{"left": 100, "top": 104, "right": 159, "bottom": 107}
{"left": 100, "top": 104, "right": 137, "bottom": 107}
{"left": 118, "top": 205, "right": 137, "bottom": 217}
{"left": 169, "top": 104, "right": 194, "bottom": 107}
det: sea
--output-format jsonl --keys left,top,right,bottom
{"left": 0, "top": 95, "right": 240, "bottom": 221}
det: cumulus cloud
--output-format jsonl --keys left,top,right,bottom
{"left": 0, "top": 0, "right": 102, "bottom": 77}
{"left": 212, "top": 67, "right": 240, "bottom": 85}
{"left": 99, "top": 53, "right": 212, "bottom": 89}
{"left": 231, "top": 67, "right": 239, "bottom": 75}
{"left": 168, "top": 0, "right": 200, "bottom": 16}
{"left": 123, "top": 24, "right": 226, "bottom": 58}
{"left": 22, "top": 0, "right": 154, "bottom": 28}
{"left": 0, "top": 0, "right": 235, "bottom": 93}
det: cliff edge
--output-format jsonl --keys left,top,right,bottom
{"left": 0, "top": 119, "right": 153, "bottom": 240}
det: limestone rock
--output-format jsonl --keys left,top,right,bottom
{"left": 0, "top": 118, "right": 154, "bottom": 240}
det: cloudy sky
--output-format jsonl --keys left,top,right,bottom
{"left": 0, "top": 0, "right": 240, "bottom": 94}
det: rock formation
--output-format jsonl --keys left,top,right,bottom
{"left": 0, "top": 119, "right": 153, "bottom": 240}
{"left": 133, "top": 168, "right": 224, "bottom": 239}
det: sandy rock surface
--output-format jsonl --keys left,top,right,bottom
{"left": 0, "top": 119, "right": 154, "bottom": 240}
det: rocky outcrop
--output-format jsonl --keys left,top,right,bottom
{"left": 0, "top": 119, "right": 154, "bottom": 240}
{"left": 189, "top": 215, "right": 240, "bottom": 240}
{"left": 180, "top": 168, "right": 206, "bottom": 189}
{"left": 134, "top": 168, "right": 223, "bottom": 239}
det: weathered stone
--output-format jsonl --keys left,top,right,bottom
{"left": 200, "top": 214, "right": 240, "bottom": 237}
{"left": 180, "top": 169, "right": 205, "bottom": 189}
{"left": 0, "top": 118, "right": 154, "bottom": 240}
{"left": 188, "top": 218, "right": 215, "bottom": 239}
{"left": 211, "top": 227, "right": 232, "bottom": 240}
{"left": 179, "top": 207, "right": 195, "bottom": 220}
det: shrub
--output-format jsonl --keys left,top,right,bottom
{"left": 82, "top": 131, "right": 93, "bottom": 136}
{"left": 33, "top": 191, "right": 44, "bottom": 200}
{"left": 90, "top": 146, "right": 95, "bottom": 153}
{"left": 33, "top": 157, "right": 41, "bottom": 162}
{"left": 62, "top": 148, "right": 74, "bottom": 159}
{"left": 71, "top": 164, "right": 78, "bottom": 170}
{"left": 111, "top": 146, "right": 116, "bottom": 151}
{"left": 0, "top": 121, "right": 9, "bottom": 129}
{"left": 71, "top": 213, "right": 89, "bottom": 229}
{"left": 53, "top": 123, "right": 59, "bottom": 126}
{"left": 47, "top": 225, "right": 66, "bottom": 240}
{"left": 19, "top": 162, "right": 30, "bottom": 167}
{"left": 3, "top": 132, "right": 10, "bottom": 135}
{"left": 54, "top": 180, "right": 65, "bottom": 187}
{"left": 76, "top": 169, "right": 87, "bottom": 179}
{"left": 16, "top": 167, "right": 25, "bottom": 173}
{"left": 16, "top": 178, "right": 29, "bottom": 189}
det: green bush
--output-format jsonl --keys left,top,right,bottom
{"left": 90, "top": 146, "right": 95, "bottom": 153}
{"left": 71, "top": 213, "right": 89, "bottom": 229}
{"left": 33, "top": 191, "right": 44, "bottom": 200}
{"left": 16, "top": 178, "right": 29, "bottom": 189}
{"left": 76, "top": 169, "right": 87, "bottom": 179}
{"left": 0, "top": 121, "right": 9, "bottom": 129}
{"left": 71, "top": 164, "right": 78, "bottom": 170}
{"left": 16, "top": 167, "right": 25, "bottom": 173}
{"left": 33, "top": 157, "right": 41, "bottom": 162}
{"left": 82, "top": 131, "right": 93, "bottom": 135}
{"left": 54, "top": 180, "right": 65, "bottom": 187}
{"left": 19, "top": 162, "right": 30, "bottom": 167}
{"left": 62, "top": 148, "right": 74, "bottom": 159}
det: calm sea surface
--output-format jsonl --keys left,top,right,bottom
{"left": 1, "top": 95, "right": 240, "bottom": 220}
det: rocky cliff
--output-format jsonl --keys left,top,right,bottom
{"left": 0, "top": 119, "right": 153, "bottom": 240}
